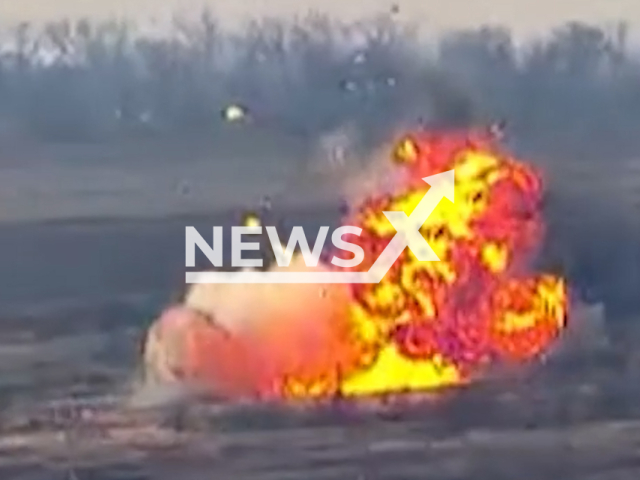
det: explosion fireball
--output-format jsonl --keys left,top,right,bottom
{"left": 143, "top": 128, "right": 568, "bottom": 402}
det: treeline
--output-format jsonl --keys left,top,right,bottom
{"left": 0, "top": 13, "right": 637, "bottom": 159}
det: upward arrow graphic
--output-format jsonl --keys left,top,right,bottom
{"left": 364, "top": 169, "right": 455, "bottom": 283}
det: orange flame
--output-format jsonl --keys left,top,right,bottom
{"left": 169, "top": 128, "right": 568, "bottom": 401}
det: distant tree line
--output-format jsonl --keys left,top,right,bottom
{"left": 0, "top": 13, "right": 637, "bottom": 160}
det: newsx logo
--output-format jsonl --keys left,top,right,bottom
{"left": 185, "top": 170, "right": 454, "bottom": 284}
{"left": 186, "top": 223, "right": 364, "bottom": 270}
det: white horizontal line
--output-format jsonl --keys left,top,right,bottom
{"left": 185, "top": 271, "right": 377, "bottom": 284}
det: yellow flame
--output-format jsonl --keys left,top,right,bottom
{"left": 242, "top": 212, "right": 261, "bottom": 228}
{"left": 342, "top": 345, "right": 462, "bottom": 396}
{"left": 393, "top": 137, "right": 420, "bottom": 164}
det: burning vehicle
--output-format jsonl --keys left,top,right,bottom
{"left": 141, "top": 127, "right": 569, "bottom": 403}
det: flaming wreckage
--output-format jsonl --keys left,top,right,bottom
{"left": 142, "top": 127, "right": 569, "bottom": 402}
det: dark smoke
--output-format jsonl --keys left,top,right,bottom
{"left": 0, "top": 14, "right": 639, "bottom": 328}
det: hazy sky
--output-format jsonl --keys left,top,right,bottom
{"left": 0, "top": 0, "right": 636, "bottom": 37}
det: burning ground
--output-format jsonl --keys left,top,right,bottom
{"left": 143, "top": 128, "right": 568, "bottom": 401}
